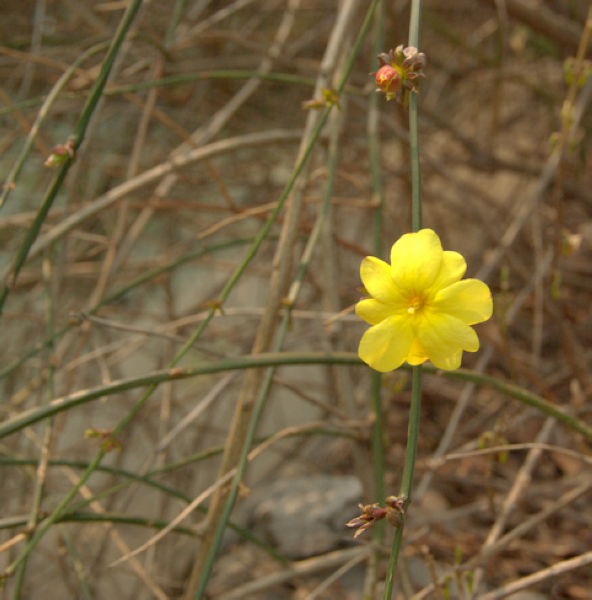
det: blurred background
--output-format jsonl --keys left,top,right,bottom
{"left": 0, "top": 0, "right": 591, "bottom": 598}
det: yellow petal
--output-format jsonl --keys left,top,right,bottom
{"left": 426, "top": 251, "right": 466, "bottom": 295}
{"left": 406, "top": 337, "right": 429, "bottom": 365}
{"left": 432, "top": 279, "right": 493, "bottom": 325}
{"left": 356, "top": 298, "right": 400, "bottom": 325}
{"left": 358, "top": 315, "right": 414, "bottom": 373}
{"left": 417, "top": 312, "right": 479, "bottom": 369}
{"left": 360, "top": 257, "right": 406, "bottom": 304}
{"left": 391, "top": 229, "right": 442, "bottom": 293}
{"left": 429, "top": 350, "right": 463, "bottom": 371}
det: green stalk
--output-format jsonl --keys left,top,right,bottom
{"left": 383, "top": 1, "right": 423, "bottom": 597}
{"left": 59, "top": 533, "right": 93, "bottom": 600}
{"left": 0, "top": 71, "right": 368, "bottom": 119}
{"left": 0, "top": 42, "right": 109, "bottom": 210}
{"left": 369, "top": 0, "right": 386, "bottom": 507}
{"left": 12, "top": 256, "right": 57, "bottom": 598}
{"left": 165, "top": 0, "right": 189, "bottom": 46}
{"left": 409, "top": 89, "right": 422, "bottom": 233}
{"left": 0, "top": 457, "right": 193, "bottom": 503}
{"left": 2, "top": 13, "right": 345, "bottom": 573}
{"left": 106, "top": 71, "right": 318, "bottom": 94}
{"left": 3, "top": 356, "right": 591, "bottom": 442}
{"left": 0, "top": 0, "right": 144, "bottom": 314}
{"left": 1, "top": 452, "right": 104, "bottom": 581}
{"left": 366, "top": 4, "right": 387, "bottom": 597}
{"left": 191, "top": 29, "right": 361, "bottom": 595}
{"left": 0, "top": 237, "right": 260, "bottom": 382}
{"left": 382, "top": 366, "right": 422, "bottom": 598}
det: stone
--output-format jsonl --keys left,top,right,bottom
{"left": 244, "top": 474, "right": 364, "bottom": 560}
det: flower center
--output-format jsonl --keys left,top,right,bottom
{"left": 407, "top": 296, "right": 424, "bottom": 315}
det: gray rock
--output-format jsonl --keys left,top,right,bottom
{"left": 245, "top": 474, "right": 364, "bottom": 559}
{"left": 505, "top": 592, "right": 549, "bottom": 600}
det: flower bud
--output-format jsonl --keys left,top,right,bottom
{"left": 375, "top": 65, "right": 401, "bottom": 96}
{"left": 372, "top": 46, "right": 427, "bottom": 105}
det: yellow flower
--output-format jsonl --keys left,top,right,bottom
{"left": 356, "top": 229, "right": 492, "bottom": 372}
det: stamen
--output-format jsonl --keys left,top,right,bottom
{"left": 408, "top": 297, "right": 423, "bottom": 315}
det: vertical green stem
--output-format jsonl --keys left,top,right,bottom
{"left": 368, "top": 0, "right": 386, "bottom": 554}
{"left": 370, "top": 372, "right": 385, "bottom": 518}
{"left": 192, "top": 71, "right": 348, "bottom": 600}
{"left": 409, "top": 91, "right": 422, "bottom": 233}
{"left": 408, "top": 0, "right": 423, "bottom": 56}
{"left": 382, "top": 1, "right": 423, "bottom": 598}
{"left": 190, "top": 2, "right": 382, "bottom": 596}
{"left": 12, "top": 256, "right": 56, "bottom": 598}
{"left": 409, "top": 0, "right": 422, "bottom": 234}
{"left": 399, "top": 366, "right": 423, "bottom": 498}
{"left": 382, "top": 367, "right": 423, "bottom": 599}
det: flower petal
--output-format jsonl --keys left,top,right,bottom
{"left": 356, "top": 299, "right": 400, "bottom": 325}
{"left": 432, "top": 279, "right": 493, "bottom": 325}
{"left": 391, "top": 229, "right": 443, "bottom": 293}
{"left": 430, "top": 350, "right": 463, "bottom": 371}
{"left": 360, "top": 257, "right": 406, "bottom": 304}
{"left": 417, "top": 312, "right": 479, "bottom": 370}
{"left": 406, "top": 337, "right": 428, "bottom": 365}
{"left": 426, "top": 251, "right": 466, "bottom": 295}
{"left": 358, "top": 315, "right": 414, "bottom": 373}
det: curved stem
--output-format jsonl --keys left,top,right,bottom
{"left": 3, "top": 355, "right": 591, "bottom": 442}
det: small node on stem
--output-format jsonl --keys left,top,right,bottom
{"left": 85, "top": 426, "right": 122, "bottom": 452}
{"left": 169, "top": 367, "right": 187, "bottom": 378}
{"left": 44, "top": 137, "right": 76, "bottom": 167}
{"left": 302, "top": 87, "right": 342, "bottom": 111}
{"left": 202, "top": 300, "right": 225, "bottom": 315}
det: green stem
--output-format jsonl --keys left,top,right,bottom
{"left": 383, "top": 366, "right": 423, "bottom": 599}
{"left": 12, "top": 256, "right": 57, "bottom": 598}
{"left": 191, "top": 20, "right": 369, "bottom": 593}
{"left": 2, "top": 13, "right": 379, "bottom": 580}
{"left": 408, "top": 0, "right": 424, "bottom": 234}
{"left": 368, "top": 0, "right": 386, "bottom": 563}
{"left": 383, "top": 1, "right": 424, "bottom": 597}
{"left": 400, "top": 366, "right": 423, "bottom": 499}
{"left": 0, "top": 42, "right": 109, "bottom": 211}
{"left": 0, "top": 71, "right": 368, "bottom": 119}
{"left": 0, "top": 0, "right": 144, "bottom": 314}
{"left": 1, "top": 41, "right": 350, "bottom": 578}
{"left": 3, "top": 356, "right": 591, "bottom": 442}
{"left": 0, "top": 237, "right": 259, "bottom": 382}
{"left": 165, "top": 0, "right": 189, "bottom": 46}
{"left": 59, "top": 533, "right": 93, "bottom": 600}
{"left": 370, "top": 371, "right": 385, "bottom": 518}
{"left": 2, "top": 452, "right": 104, "bottom": 580}
{"left": 409, "top": 90, "right": 422, "bottom": 233}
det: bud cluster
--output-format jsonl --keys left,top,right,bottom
{"left": 373, "top": 45, "right": 426, "bottom": 104}
{"left": 346, "top": 495, "right": 407, "bottom": 538}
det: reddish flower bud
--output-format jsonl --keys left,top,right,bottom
{"left": 375, "top": 65, "right": 401, "bottom": 96}
{"left": 373, "top": 46, "right": 427, "bottom": 105}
